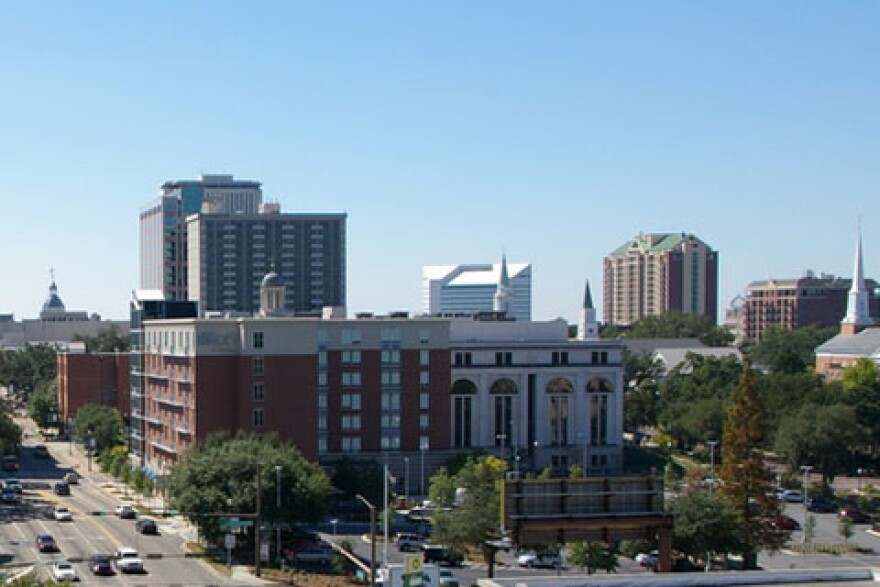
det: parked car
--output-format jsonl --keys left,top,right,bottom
{"left": 635, "top": 551, "right": 658, "bottom": 568}
{"left": 439, "top": 569, "right": 460, "bottom": 587}
{"left": 293, "top": 545, "right": 333, "bottom": 565}
{"left": 771, "top": 515, "right": 801, "bottom": 531}
{"left": 780, "top": 490, "right": 804, "bottom": 503}
{"left": 2, "top": 456, "right": 19, "bottom": 472}
{"left": 115, "top": 504, "right": 137, "bottom": 519}
{"left": 839, "top": 507, "right": 872, "bottom": 523}
{"left": 63, "top": 472, "right": 80, "bottom": 484}
{"left": 135, "top": 519, "right": 158, "bottom": 535}
{"left": 422, "top": 545, "right": 464, "bottom": 566}
{"left": 51, "top": 560, "right": 77, "bottom": 582}
{"left": 114, "top": 546, "right": 143, "bottom": 573}
{"left": 807, "top": 497, "right": 838, "bottom": 513}
{"left": 33, "top": 445, "right": 50, "bottom": 459}
{"left": 1, "top": 489, "right": 19, "bottom": 504}
{"left": 397, "top": 532, "right": 424, "bottom": 552}
{"left": 4, "top": 479, "right": 22, "bottom": 494}
{"left": 517, "top": 552, "right": 561, "bottom": 569}
{"left": 91, "top": 553, "right": 114, "bottom": 576}
{"left": 54, "top": 506, "right": 73, "bottom": 522}
{"left": 36, "top": 534, "right": 58, "bottom": 553}
{"left": 54, "top": 482, "right": 70, "bottom": 496}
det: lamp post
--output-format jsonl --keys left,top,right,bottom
{"left": 420, "top": 441, "right": 426, "bottom": 502}
{"left": 275, "top": 465, "right": 282, "bottom": 566}
{"left": 356, "top": 494, "right": 377, "bottom": 586}
{"left": 800, "top": 465, "right": 813, "bottom": 543}
{"left": 404, "top": 457, "right": 410, "bottom": 507}
{"left": 708, "top": 441, "right": 719, "bottom": 484}
{"left": 255, "top": 470, "right": 262, "bottom": 577}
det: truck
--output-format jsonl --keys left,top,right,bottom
{"left": 377, "top": 563, "right": 440, "bottom": 587}
{"left": 114, "top": 547, "right": 144, "bottom": 573}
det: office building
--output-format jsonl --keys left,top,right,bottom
{"left": 603, "top": 232, "right": 718, "bottom": 326}
{"left": 422, "top": 255, "right": 532, "bottom": 321}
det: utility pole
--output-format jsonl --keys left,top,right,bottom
{"left": 356, "top": 494, "right": 377, "bottom": 586}
{"left": 255, "top": 470, "right": 262, "bottom": 577}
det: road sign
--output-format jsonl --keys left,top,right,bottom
{"left": 224, "top": 533, "right": 236, "bottom": 549}
{"left": 260, "top": 541, "right": 270, "bottom": 562}
{"left": 404, "top": 555, "right": 422, "bottom": 574}
{"left": 221, "top": 519, "right": 253, "bottom": 529}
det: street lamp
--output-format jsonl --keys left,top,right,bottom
{"left": 356, "top": 494, "right": 377, "bottom": 586}
{"left": 404, "top": 457, "right": 409, "bottom": 507}
{"left": 801, "top": 465, "right": 813, "bottom": 543}
{"left": 419, "top": 441, "right": 427, "bottom": 502}
{"left": 708, "top": 441, "right": 719, "bottom": 484}
{"left": 275, "top": 465, "right": 282, "bottom": 566}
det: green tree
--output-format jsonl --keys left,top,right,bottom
{"left": 719, "top": 358, "right": 787, "bottom": 569}
{"left": 331, "top": 457, "right": 383, "bottom": 506}
{"left": 568, "top": 542, "right": 619, "bottom": 574}
{"left": 73, "top": 325, "right": 130, "bottom": 352}
{"left": 73, "top": 404, "right": 124, "bottom": 452}
{"left": 28, "top": 380, "right": 58, "bottom": 428}
{"left": 427, "top": 466, "right": 457, "bottom": 507}
{"left": 838, "top": 515, "right": 854, "bottom": 544}
{"left": 167, "top": 432, "right": 332, "bottom": 546}
{"left": 623, "top": 350, "right": 664, "bottom": 431}
{"left": 840, "top": 360, "right": 880, "bottom": 453}
{"left": 670, "top": 488, "right": 744, "bottom": 562}
{"left": 747, "top": 325, "right": 837, "bottom": 374}
{"left": 774, "top": 404, "right": 869, "bottom": 484}
{"left": 0, "top": 344, "right": 57, "bottom": 394}
{"left": 0, "top": 414, "right": 22, "bottom": 455}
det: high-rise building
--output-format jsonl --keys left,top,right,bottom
{"left": 140, "top": 175, "right": 346, "bottom": 316}
{"left": 140, "top": 175, "right": 263, "bottom": 300}
{"left": 603, "top": 232, "right": 718, "bottom": 326}
{"left": 187, "top": 209, "right": 346, "bottom": 316}
{"left": 422, "top": 255, "right": 532, "bottom": 320}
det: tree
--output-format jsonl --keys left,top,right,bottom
{"left": 428, "top": 466, "right": 458, "bottom": 507}
{"left": 838, "top": 515, "right": 854, "bottom": 544}
{"left": 623, "top": 350, "right": 664, "bottom": 431}
{"left": 0, "top": 344, "right": 57, "bottom": 394}
{"left": 775, "top": 404, "right": 869, "bottom": 484}
{"left": 167, "top": 432, "right": 332, "bottom": 546}
{"left": 568, "top": 541, "right": 619, "bottom": 574}
{"left": 719, "top": 358, "right": 787, "bottom": 569}
{"left": 331, "top": 457, "right": 383, "bottom": 506}
{"left": 747, "top": 325, "right": 837, "bottom": 374}
{"left": 73, "top": 404, "right": 124, "bottom": 452}
{"left": 28, "top": 379, "right": 58, "bottom": 428}
{"left": 0, "top": 414, "right": 22, "bottom": 455}
{"left": 670, "top": 488, "right": 743, "bottom": 563}
{"left": 73, "top": 325, "right": 130, "bottom": 352}
{"left": 603, "top": 312, "right": 734, "bottom": 346}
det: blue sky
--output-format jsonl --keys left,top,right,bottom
{"left": 0, "top": 2, "right": 877, "bottom": 323}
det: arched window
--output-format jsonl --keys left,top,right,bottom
{"left": 586, "top": 378, "right": 613, "bottom": 393}
{"left": 450, "top": 379, "right": 478, "bottom": 395}
{"left": 545, "top": 377, "right": 573, "bottom": 394}
{"left": 490, "top": 378, "right": 518, "bottom": 394}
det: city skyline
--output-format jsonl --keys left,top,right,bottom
{"left": 0, "top": 2, "right": 877, "bottom": 323}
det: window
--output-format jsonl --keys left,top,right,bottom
{"left": 342, "top": 393, "right": 361, "bottom": 410}
{"left": 419, "top": 436, "right": 430, "bottom": 450}
{"left": 317, "top": 394, "right": 328, "bottom": 409}
{"left": 342, "top": 372, "right": 362, "bottom": 387}
{"left": 342, "top": 415, "right": 361, "bottom": 430}
{"left": 549, "top": 396, "right": 569, "bottom": 446}
{"left": 381, "top": 328, "right": 401, "bottom": 342}
{"left": 495, "top": 352, "right": 513, "bottom": 366}
{"left": 318, "top": 372, "right": 328, "bottom": 386}
{"left": 342, "top": 350, "right": 361, "bottom": 365}
{"left": 551, "top": 351, "right": 569, "bottom": 366}
{"left": 253, "top": 331, "right": 264, "bottom": 349}
{"left": 454, "top": 352, "right": 473, "bottom": 366}
{"left": 494, "top": 396, "right": 514, "bottom": 448}
{"left": 318, "top": 413, "right": 327, "bottom": 430}
{"left": 600, "top": 351, "right": 608, "bottom": 364}
{"left": 318, "top": 351, "right": 327, "bottom": 367}
{"left": 381, "top": 371, "right": 400, "bottom": 386}
{"left": 253, "top": 382, "right": 265, "bottom": 402}
{"left": 453, "top": 396, "right": 472, "bottom": 448}
{"left": 420, "top": 349, "right": 429, "bottom": 366}
{"left": 590, "top": 395, "right": 608, "bottom": 445}
{"left": 419, "top": 392, "right": 429, "bottom": 410}
{"left": 252, "top": 356, "right": 265, "bottom": 377}
{"left": 420, "top": 371, "right": 429, "bottom": 385}
{"left": 342, "top": 437, "right": 362, "bottom": 452}
{"left": 419, "top": 414, "right": 429, "bottom": 429}
{"left": 381, "top": 414, "right": 401, "bottom": 428}
{"left": 381, "top": 393, "right": 400, "bottom": 410}
{"left": 253, "top": 408, "right": 265, "bottom": 428}
{"left": 381, "top": 350, "right": 400, "bottom": 364}
{"left": 342, "top": 329, "right": 362, "bottom": 345}
{"left": 318, "top": 437, "right": 328, "bottom": 454}
{"left": 419, "top": 329, "right": 430, "bottom": 344}
{"left": 591, "top": 351, "right": 599, "bottom": 364}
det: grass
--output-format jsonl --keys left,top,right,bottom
{"left": 786, "top": 542, "right": 873, "bottom": 555}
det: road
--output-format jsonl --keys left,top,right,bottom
{"left": 1, "top": 422, "right": 257, "bottom": 585}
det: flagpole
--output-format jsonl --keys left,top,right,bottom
{"left": 383, "top": 454, "right": 390, "bottom": 568}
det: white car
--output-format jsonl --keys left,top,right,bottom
{"left": 635, "top": 552, "right": 658, "bottom": 568}
{"left": 54, "top": 506, "right": 73, "bottom": 521}
{"left": 517, "top": 552, "right": 560, "bottom": 568}
{"left": 52, "top": 560, "right": 77, "bottom": 581}
{"left": 114, "top": 546, "right": 143, "bottom": 573}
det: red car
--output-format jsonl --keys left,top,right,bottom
{"left": 36, "top": 534, "right": 58, "bottom": 553}
{"left": 839, "top": 508, "right": 872, "bottom": 524}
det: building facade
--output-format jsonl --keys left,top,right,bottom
{"left": 744, "top": 273, "right": 880, "bottom": 342}
{"left": 140, "top": 175, "right": 263, "bottom": 300}
{"left": 187, "top": 209, "right": 346, "bottom": 316}
{"left": 422, "top": 257, "right": 532, "bottom": 321}
{"left": 603, "top": 232, "right": 718, "bottom": 326}
{"left": 57, "top": 351, "right": 130, "bottom": 427}
{"left": 129, "top": 312, "right": 622, "bottom": 480}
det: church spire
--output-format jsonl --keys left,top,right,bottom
{"left": 578, "top": 279, "right": 599, "bottom": 341}
{"left": 841, "top": 229, "right": 871, "bottom": 335}
{"left": 493, "top": 251, "right": 512, "bottom": 316}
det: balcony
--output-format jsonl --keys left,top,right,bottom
{"left": 143, "top": 415, "right": 163, "bottom": 426}
{"left": 156, "top": 396, "right": 185, "bottom": 409}
{"left": 149, "top": 440, "right": 177, "bottom": 454}
{"left": 145, "top": 371, "right": 169, "bottom": 381}
{"left": 175, "top": 425, "right": 193, "bottom": 435}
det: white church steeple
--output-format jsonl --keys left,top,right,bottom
{"left": 493, "top": 251, "right": 512, "bottom": 316}
{"left": 577, "top": 280, "right": 599, "bottom": 341}
{"left": 841, "top": 229, "right": 872, "bottom": 335}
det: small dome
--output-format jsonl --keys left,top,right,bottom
{"left": 42, "top": 281, "right": 66, "bottom": 313}
{"left": 261, "top": 271, "right": 283, "bottom": 289}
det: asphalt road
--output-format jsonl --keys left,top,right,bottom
{"left": 1, "top": 425, "right": 253, "bottom": 585}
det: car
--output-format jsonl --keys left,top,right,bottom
{"left": 807, "top": 497, "right": 838, "bottom": 513}
{"left": 397, "top": 532, "right": 424, "bottom": 552}
{"left": 1, "top": 489, "right": 19, "bottom": 504}
{"left": 4, "top": 478, "right": 22, "bottom": 494}
{"left": 51, "top": 560, "right": 77, "bottom": 582}
{"left": 54, "top": 506, "right": 73, "bottom": 522}
{"left": 293, "top": 545, "right": 334, "bottom": 565}
{"left": 90, "top": 553, "right": 114, "bottom": 576}
{"left": 635, "top": 552, "right": 658, "bottom": 568}
{"left": 115, "top": 504, "right": 137, "bottom": 519}
{"left": 439, "top": 569, "right": 460, "bottom": 587}
{"left": 114, "top": 547, "right": 143, "bottom": 573}
{"left": 517, "top": 552, "right": 561, "bottom": 569}
{"left": 63, "top": 472, "right": 80, "bottom": 484}
{"left": 54, "top": 481, "right": 70, "bottom": 496}
{"left": 839, "top": 507, "right": 872, "bottom": 523}
{"left": 33, "top": 445, "right": 50, "bottom": 459}
{"left": 422, "top": 545, "right": 464, "bottom": 566}
{"left": 2, "top": 455, "right": 19, "bottom": 472}
{"left": 135, "top": 518, "right": 158, "bottom": 534}
{"left": 780, "top": 490, "right": 804, "bottom": 503}
{"left": 771, "top": 515, "right": 801, "bottom": 531}
{"left": 36, "top": 534, "right": 58, "bottom": 553}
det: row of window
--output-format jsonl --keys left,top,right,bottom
{"left": 454, "top": 350, "right": 611, "bottom": 367}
